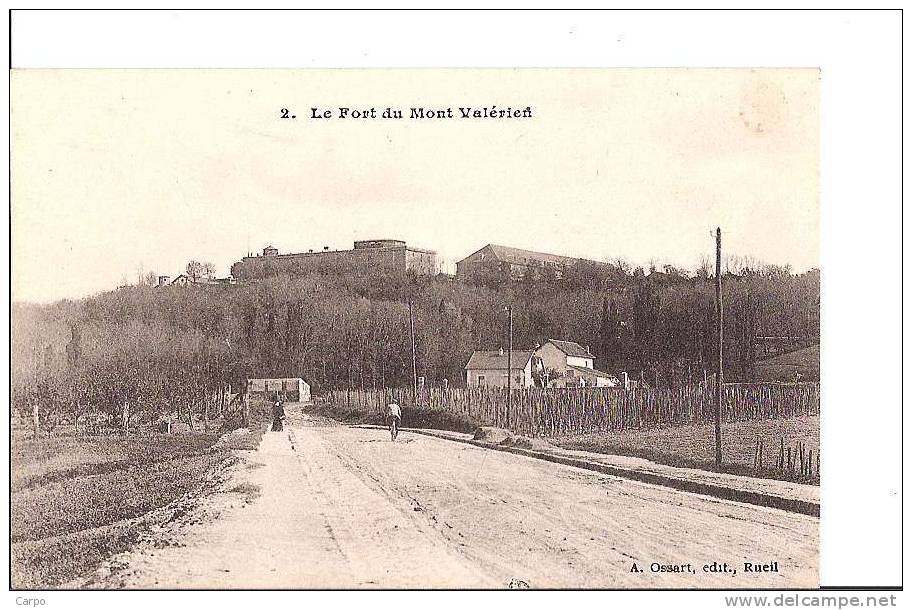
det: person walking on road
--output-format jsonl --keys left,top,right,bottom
{"left": 272, "top": 398, "right": 286, "bottom": 432}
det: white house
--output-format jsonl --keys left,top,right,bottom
{"left": 464, "top": 349, "right": 536, "bottom": 388}
{"left": 536, "top": 339, "right": 594, "bottom": 369}
{"left": 561, "top": 365, "right": 620, "bottom": 388}
{"left": 246, "top": 377, "right": 311, "bottom": 402}
{"left": 533, "top": 339, "right": 620, "bottom": 388}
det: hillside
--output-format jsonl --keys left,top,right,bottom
{"left": 753, "top": 344, "right": 820, "bottom": 382}
{"left": 12, "top": 267, "right": 820, "bottom": 425}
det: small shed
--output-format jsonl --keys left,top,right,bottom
{"left": 247, "top": 377, "right": 311, "bottom": 402}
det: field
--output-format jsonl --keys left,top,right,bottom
{"left": 10, "top": 427, "right": 264, "bottom": 589}
{"left": 754, "top": 344, "right": 820, "bottom": 382}
{"left": 550, "top": 415, "right": 820, "bottom": 483}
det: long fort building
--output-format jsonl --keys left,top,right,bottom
{"left": 230, "top": 239, "right": 437, "bottom": 281}
{"left": 455, "top": 243, "right": 611, "bottom": 281}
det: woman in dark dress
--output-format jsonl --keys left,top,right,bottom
{"left": 272, "top": 399, "right": 286, "bottom": 431}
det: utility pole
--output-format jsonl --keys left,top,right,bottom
{"left": 714, "top": 227, "right": 724, "bottom": 466}
{"left": 408, "top": 300, "right": 418, "bottom": 408}
{"left": 505, "top": 304, "right": 513, "bottom": 428}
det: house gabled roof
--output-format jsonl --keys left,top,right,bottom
{"left": 566, "top": 364, "right": 619, "bottom": 381}
{"left": 546, "top": 339, "right": 594, "bottom": 358}
{"left": 464, "top": 350, "right": 534, "bottom": 371}
{"left": 171, "top": 274, "right": 222, "bottom": 285}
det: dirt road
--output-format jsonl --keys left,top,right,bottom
{"left": 88, "top": 416, "right": 818, "bottom": 589}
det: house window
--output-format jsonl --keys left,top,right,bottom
{"left": 477, "top": 375, "right": 486, "bottom": 386}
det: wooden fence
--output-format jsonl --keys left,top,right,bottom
{"left": 753, "top": 436, "right": 820, "bottom": 483}
{"left": 325, "top": 382, "right": 820, "bottom": 437}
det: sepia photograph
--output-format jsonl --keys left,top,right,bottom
{"left": 10, "top": 65, "right": 824, "bottom": 590}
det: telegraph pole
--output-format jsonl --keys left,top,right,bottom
{"left": 505, "top": 304, "right": 513, "bottom": 428}
{"left": 408, "top": 300, "right": 418, "bottom": 408}
{"left": 714, "top": 227, "right": 724, "bottom": 466}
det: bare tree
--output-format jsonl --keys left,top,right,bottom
{"left": 201, "top": 262, "right": 217, "bottom": 280}
{"left": 186, "top": 260, "right": 204, "bottom": 283}
{"left": 611, "top": 257, "right": 632, "bottom": 275}
{"left": 695, "top": 256, "right": 712, "bottom": 279}
{"left": 647, "top": 258, "right": 658, "bottom": 274}
{"left": 725, "top": 254, "right": 762, "bottom": 276}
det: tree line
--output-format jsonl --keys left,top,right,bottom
{"left": 12, "top": 258, "right": 819, "bottom": 430}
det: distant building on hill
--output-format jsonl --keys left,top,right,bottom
{"left": 230, "top": 239, "right": 437, "bottom": 281}
{"left": 455, "top": 243, "right": 612, "bottom": 282}
{"left": 163, "top": 274, "right": 235, "bottom": 287}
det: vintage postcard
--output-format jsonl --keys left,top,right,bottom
{"left": 11, "top": 68, "right": 820, "bottom": 590}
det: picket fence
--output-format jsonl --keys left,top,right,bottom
{"left": 326, "top": 382, "right": 820, "bottom": 437}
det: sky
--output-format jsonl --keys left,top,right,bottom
{"left": 11, "top": 68, "right": 819, "bottom": 303}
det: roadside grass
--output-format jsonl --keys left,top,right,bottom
{"left": 306, "top": 400, "right": 481, "bottom": 434}
{"left": 304, "top": 400, "right": 377, "bottom": 425}
{"left": 10, "top": 427, "right": 262, "bottom": 589}
{"left": 227, "top": 482, "right": 262, "bottom": 503}
{"left": 209, "top": 425, "right": 268, "bottom": 451}
{"left": 549, "top": 415, "right": 820, "bottom": 485}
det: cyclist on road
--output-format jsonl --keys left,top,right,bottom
{"left": 386, "top": 402, "right": 402, "bottom": 440}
